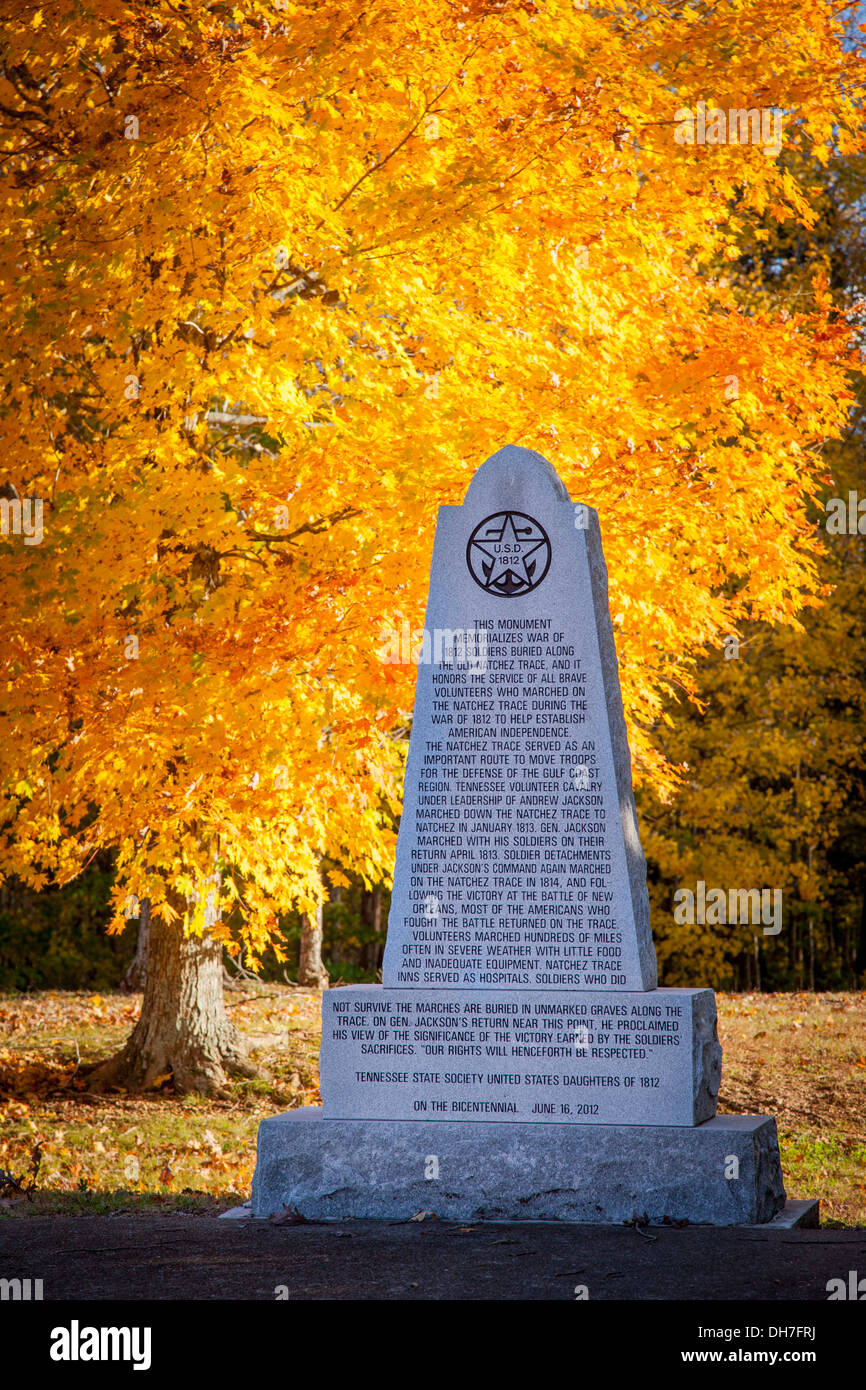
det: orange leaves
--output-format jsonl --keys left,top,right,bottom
{"left": 1, "top": 0, "right": 864, "bottom": 947}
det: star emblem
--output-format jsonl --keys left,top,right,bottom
{"left": 466, "top": 511, "right": 552, "bottom": 597}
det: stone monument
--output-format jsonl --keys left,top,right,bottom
{"left": 252, "top": 445, "right": 789, "bottom": 1224}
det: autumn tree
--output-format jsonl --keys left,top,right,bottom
{"left": 639, "top": 540, "right": 866, "bottom": 991}
{"left": 0, "top": 0, "right": 863, "bottom": 1089}
{"left": 640, "top": 143, "right": 866, "bottom": 991}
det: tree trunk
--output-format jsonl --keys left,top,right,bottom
{"left": 89, "top": 906, "right": 256, "bottom": 1095}
{"left": 298, "top": 902, "right": 329, "bottom": 989}
{"left": 806, "top": 843, "right": 815, "bottom": 992}
{"left": 121, "top": 898, "right": 151, "bottom": 992}
{"left": 361, "top": 885, "right": 383, "bottom": 974}
{"left": 854, "top": 886, "right": 866, "bottom": 979}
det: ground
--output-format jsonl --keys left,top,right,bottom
{"left": 0, "top": 987, "right": 864, "bottom": 1225}
{"left": 2, "top": 1214, "right": 866, "bottom": 1301}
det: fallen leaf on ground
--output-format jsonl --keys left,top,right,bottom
{"left": 270, "top": 1204, "right": 311, "bottom": 1225}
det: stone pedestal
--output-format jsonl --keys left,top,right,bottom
{"left": 251, "top": 1111, "right": 786, "bottom": 1225}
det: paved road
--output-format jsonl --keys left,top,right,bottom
{"left": 1, "top": 1216, "right": 865, "bottom": 1300}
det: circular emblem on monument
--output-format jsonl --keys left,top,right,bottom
{"left": 466, "top": 511, "right": 552, "bottom": 598}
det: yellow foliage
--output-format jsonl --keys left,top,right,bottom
{"left": 0, "top": 1, "right": 862, "bottom": 952}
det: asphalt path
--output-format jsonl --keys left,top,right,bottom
{"left": 1, "top": 1215, "right": 864, "bottom": 1301}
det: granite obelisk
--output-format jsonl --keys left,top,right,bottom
{"left": 251, "top": 446, "right": 789, "bottom": 1224}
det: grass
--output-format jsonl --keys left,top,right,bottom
{"left": 1, "top": 986, "right": 864, "bottom": 1224}
{"left": 715, "top": 991, "right": 866, "bottom": 1227}
{"left": 0, "top": 984, "right": 321, "bottom": 1217}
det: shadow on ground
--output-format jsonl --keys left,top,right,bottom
{"left": 2, "top": 1215, "right": 865, "bottom": 1300}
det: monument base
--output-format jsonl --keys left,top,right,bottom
{"left": 320, "top": 985, "right": 723, "bottom": 1127}
{"left": 251, "top": 1110, "right": 786, "bottom": 1226}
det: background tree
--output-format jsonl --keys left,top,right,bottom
{"left": 640, "top": 144, "right": 866, "bottom": 989}
{"left": 0, "top": 0, "right": 863, "bottom": 1088}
